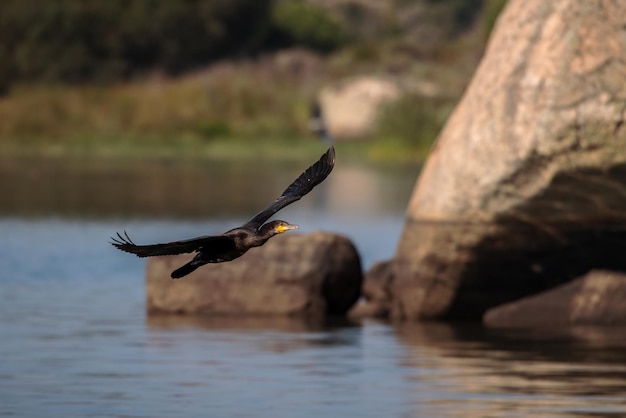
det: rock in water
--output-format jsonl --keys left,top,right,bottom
{"left": 349, "top": 260, "right": 393, "bottom": 319}
{"left": 484, "top": 270, "right": 626, "bottom": 328}
{"left": 146, "top": 232, "right": 362, "bottom": 317}
{"left": 392, "top": 0, "right": 626, "bottom": 320}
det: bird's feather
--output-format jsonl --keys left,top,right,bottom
{"left": 171, "top": 259, "right": 202, "bottom": 279}
{"left": 110, "top": 231, "right": 234, "bottom": 257}
{"left": 111, "top": 146, "right": 335, "bottom": 278}
{"left": 243, "top": 146, "right": 335, "bottom": 229}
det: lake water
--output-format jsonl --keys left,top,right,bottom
{"left": 2, "top": 155, "right": 626, "bottom": 417}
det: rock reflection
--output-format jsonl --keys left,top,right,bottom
{"left": 394, "top": 322, "right": 626, "bottom": 417}
{"left": 146, "top": 313, "right": 358, "bottom": 332}
{"left": 146, "top": 314, "right": 363, "bottom": 352}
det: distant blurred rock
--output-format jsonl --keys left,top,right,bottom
{"left": 484, "top": 270, "right": 626, "bottom": 328}
{"left": 319, "top": 76, "right": 399, "bottom": 139}
{"left": 392, "top": 0, "right": 626, "bottom": 320}
{"left": 146, "top": 232, "right": 362, "bottom": 317}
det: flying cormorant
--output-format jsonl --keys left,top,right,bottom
{"left": 111, "top": 146, "right": 335, "bottom": 279}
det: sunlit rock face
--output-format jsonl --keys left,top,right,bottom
{"left": 146, "top": 232, "right": 362, "bottom": 317}
{"left": 392, "top": 0, "right": 626, "bottom": 320}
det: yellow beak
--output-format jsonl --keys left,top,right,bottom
{"left": 277, "top": 224, "right": 299, "bottom": 233}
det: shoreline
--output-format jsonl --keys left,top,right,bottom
{"left": 0, "top": 137, "right": 430, "bottom": 164}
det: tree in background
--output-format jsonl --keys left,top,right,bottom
{"left": 0, "top": 0, "right": 273, "bottom": 86}
{"left": 0, "top": 0, "right": 493, "bottom": 91}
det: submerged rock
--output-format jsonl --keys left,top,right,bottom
{"left": 484, "top": 270, "right": 626, "bottom": 328}
{"left": 392, "top": 0, "right": 626, "bottom": 320}
{"left": 146, "top": 232, "right": 362, "bottom": 317}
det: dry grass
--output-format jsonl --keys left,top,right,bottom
{"left": 0, "top": 51, "right": 324, "bottom": 149}
{"left": 0, "top": 44, "right": 476, "bottom": 160}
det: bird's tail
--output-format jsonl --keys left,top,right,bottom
{"left": 171, "top": 260, "right": 201, "bottom": 279}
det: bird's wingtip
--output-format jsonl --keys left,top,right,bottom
{"left": 110, "top": 230, "right": 138, "bottom": 251}
{"left": 326, "top": 145, "right": 336, "bottom": 165}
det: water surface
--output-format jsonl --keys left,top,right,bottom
{"left": 1, "top": 156, "right": 626, "bottom": 417}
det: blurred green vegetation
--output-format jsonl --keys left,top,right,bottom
{"left": 482, "top": 0, "right": 508, "bottom": 39}
{"left": 0, "top": 0, "right": 508, "bottom": 161}
{"left": 0, "top": 0, "right": 274, "bottom": 86}
{"left": 0, "top": 55, "right": 325, "bottom": 155}
{"left": 270, "top": 0, "right": 348, "bottom": 51}
{"left": 371, "top": 94, "right": 455, "bottom": 160}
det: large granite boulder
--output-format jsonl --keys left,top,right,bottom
{"left": 146, "top": 232, "right": 362, "bottom": 317}
{"left": 392, "top": 0, "right": 626, "bottom": 320}
{"left": 484, "top": 270, "right": 626, "bottom": 328}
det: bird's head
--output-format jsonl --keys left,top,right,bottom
{"left": 266, "top": 220, "right": 299, "bottom": 235}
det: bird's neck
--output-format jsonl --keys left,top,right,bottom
{"left": 248, "top": 234, "right": 273, "bottom": 248}
{"left": 252, "top": 226, "right": 279, "bottom": 247}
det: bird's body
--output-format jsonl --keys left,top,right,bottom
{"left": 112, "top": 146, "right": 335, "bottom": 279}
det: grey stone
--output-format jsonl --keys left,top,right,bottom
{"left": 349, "top": 260, "right": 393, "bottom": 319}
{"left": 484, "top": 270, "right": 626, "bottom": 328}
{"left": 146, "top": 232, "right": 362, "bottom": 317}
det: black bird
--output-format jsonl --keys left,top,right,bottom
{"left": 111, "top": 146, "right": 335, "bottom": 279}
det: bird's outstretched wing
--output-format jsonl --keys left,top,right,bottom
{"left": 110, "top": 231, "right": 234, "bottom": 258}
{"left": 244, "top": 146, "right": 335, "bottom": 230}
